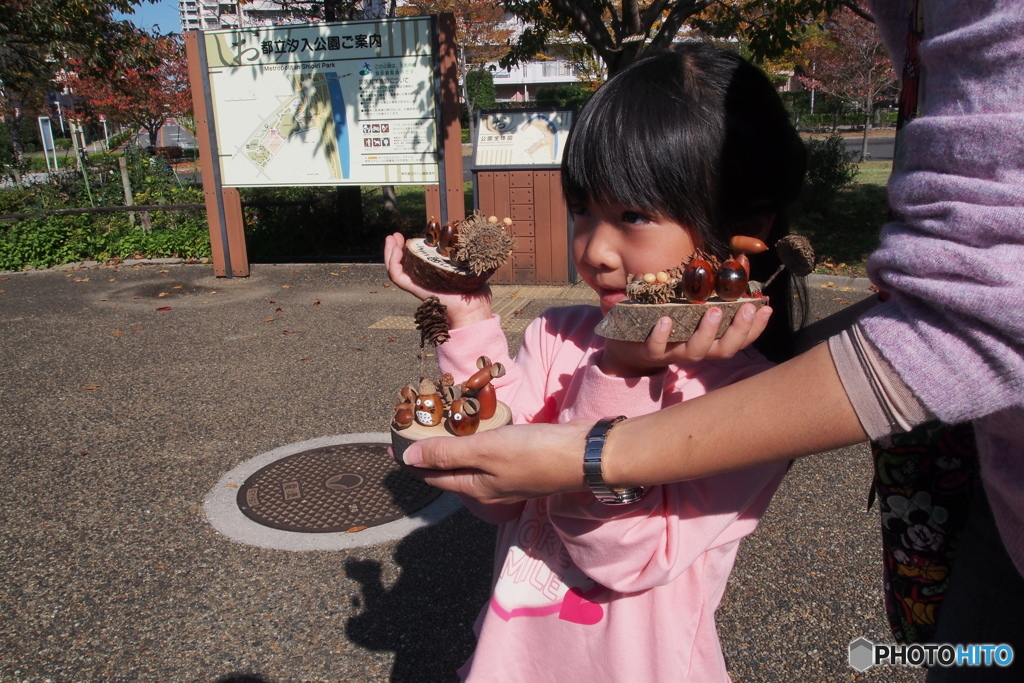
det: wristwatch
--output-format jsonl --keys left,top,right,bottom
{"left": 583, "top": 416, "right": 647, "bottom": 505}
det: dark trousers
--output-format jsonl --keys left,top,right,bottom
{"left": 927, "top": 486, "right": 1024, "bottom": 681}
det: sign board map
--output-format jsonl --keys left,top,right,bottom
{"left": 472, "top": 109, "right": 574, "bottom": 169}
{"left": 202, "top": 17, "right": 438, "bottom": 187}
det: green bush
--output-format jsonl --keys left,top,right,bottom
{"left": 0, "top": 155, "right": 210, "bottom": 271}
{"left": 801, "top": 134, "right": 859, "bottom": 215}
{"left": 535, "top": 84, "right": 592, "bottom": 109}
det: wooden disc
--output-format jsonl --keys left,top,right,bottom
{"left": 401, "top": 237, "right": 494, "bottom": 294}
{"left": 595, "top": 297, "right": 768, "bottom": 343}
{"left": 391, "top": 401, "right": 512, "bottom": 461}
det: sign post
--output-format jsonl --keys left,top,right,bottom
{"left": 37, "top": 116, "right": 58, "bottom": 173}
{"left": 186, "top": 15, "right": 463, "bottom": 277}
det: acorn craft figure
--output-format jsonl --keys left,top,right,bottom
{"left": 596, "top": 234, "right": 815, "bottom": 343}
{"left": 391, "top": 357, "right": 511, "bottom": 460}
{"left": 400, "top": 211, "right": 516, "bottom": 294}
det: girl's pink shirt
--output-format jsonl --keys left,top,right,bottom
{"left": 437, "top": 306, "right": 787, "bottom": 682}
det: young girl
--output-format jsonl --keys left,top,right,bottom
{"left": 385, "top": 43, "right": 806, "bottom": 682}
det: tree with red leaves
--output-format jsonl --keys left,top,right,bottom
{"left": 796, "top": 4, "right": 898, "bottom": 160}
{"left": 68, "top": 33, "right": 192, "bottom": 149}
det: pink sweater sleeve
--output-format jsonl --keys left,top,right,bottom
{"left": 544, "top": 356, "right": 786, "bottom": 593}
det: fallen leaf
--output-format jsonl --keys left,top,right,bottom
{"left": 108, "top": 278, "right": 116, "bottom": 282}
{"left": 156, "top": 306, "right": 172, "bottom": 311}
{"left": 82, "top": 385, "right": 99, "bottom": 390}
{"left": 312, "top": 299, "right": 321, "bottom": 306}
{"left": 224, "top": 484, "right": 238, "bottom": 489}
{"left": 330, "top": 272, "right": 339, "bottom": 276}
{"left": 74, "top": 277, "right": 89, "bottom": 282}
{"left": 269, "top": 299, "right": 276, "bottom": 303}
{"left": 282, "top": 284, "right": 292, "bottom": 289}
{"left": 283, "top": 330, "right": 301, "bottom": 335}
{"left": 359, "top": 334, "right": 366, "bottom": 339}
{"left": 157, "top": 292, "right": 169, "bottom": 297}
{"left": 299, "top": 356, "right": 310, "bottom": 361}
{"left": 345, "top": 526, "right": 368, "bottom": 534}
{"left": 387, "top": 336, "right": 397, "bottom": 342}
{"left": 275, "top": 307, "right": 283, "bottom": 312}
{"left": 112, "top": 330, "right": 125, "bottom": 335}
{"left": 370, "top": 290, "right": 378, "bottom": 294}
{"left": 172, "top": 285, "right": 183, "bottom": 289}
{"left": 209, "top": 291, "right": 217, "bottom": 295}
{"left": 264, "top": 318, "right": 276, "bottom": 322}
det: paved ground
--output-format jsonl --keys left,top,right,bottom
{"left": 0, "top": 261, "right": 924, "bottom": 682}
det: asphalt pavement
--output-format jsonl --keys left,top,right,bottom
{"left": 0, "top": 260, "right": 924, "bottom": 682}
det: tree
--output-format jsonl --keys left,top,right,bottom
{"left": 499, "top": 0, "right": 848, "bottom": 77}
{"left": 399, "top": 0, "right": 513, "bottom": 144}
{"left": 0, "top": 0, "right": 155, "bottom": 174}
{"left": 795, "top": 3, "right": 897, "bottom": 160}
{"left": 67, "top": 33, "right": 192, "bottom": 148}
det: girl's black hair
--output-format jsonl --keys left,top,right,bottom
{"left": 562, "top": 42, "right": 808, "bottom": 362}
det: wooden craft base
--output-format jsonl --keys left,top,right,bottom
{"left": 595, "top": 297, "right": 768, "bottom": 343}
{"left": 401, "top": 237, "right": 495, "bottom": 294}
{"left": 391, "top": 401, "right": 512, "bottom": 461}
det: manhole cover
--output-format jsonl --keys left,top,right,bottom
{"left": 236, "top": 442, "right": 441, "bottom": 533}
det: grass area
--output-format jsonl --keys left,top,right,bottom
{"left": 792, "top": 159, "right": 892, "bottom": 278}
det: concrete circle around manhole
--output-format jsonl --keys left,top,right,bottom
{"left": 204, "top": 433, "right": 462, "bottom": 551}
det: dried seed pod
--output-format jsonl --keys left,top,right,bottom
{"left": 626, "top": 275, "right": 676, "bottom": 304}
{"left": 414, "top": 296, "right": 450, "bottom": 347}
{"left": 450, "top": 212, "right": 516, "bottom": 275}
{"left": 776, "top": 234, "right": 816, "bottom": 277}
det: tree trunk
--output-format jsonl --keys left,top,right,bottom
{"left": 382, "top": 185, "right": 398, "bottom": 217}
{"left": 860, "top": 109, "right": 870, "bottom": 161}
{"left": 4, "top": 117, "right": 24, "bottom": 183}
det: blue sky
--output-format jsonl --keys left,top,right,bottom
{"left": 116, "top": 0, "right": 182, "bottom": 34}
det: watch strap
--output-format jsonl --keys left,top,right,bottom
{"left": 583, "top": 416, "right": 646, "bottom": 505}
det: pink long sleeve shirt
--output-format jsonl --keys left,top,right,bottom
{"left": 437, "top": 305, "right": 787, "bottom": 683}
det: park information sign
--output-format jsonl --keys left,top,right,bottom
{"left": 471, "top": 109, "right": 574, "bottom": 169}
{"left": 201, "top": 17, "right": 439, "bottom": 187}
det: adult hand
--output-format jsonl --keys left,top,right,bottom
{"left": 600, "top": 302, "right": 771, "bottom": 376}
{"left": 396, "top": 420, "right": 593, "bottom": 504}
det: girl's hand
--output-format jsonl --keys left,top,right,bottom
{"left": 600, "top": 303, "right": 772, "bottom": 376}
{"left": 384, "top": 232, "right": 495, "bottom": 329}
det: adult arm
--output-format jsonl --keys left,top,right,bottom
{"left": 401, "top": 342, "right": 867, "bottom": 502}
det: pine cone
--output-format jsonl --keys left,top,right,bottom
{"left": 776, "top": 235, "right": 816, "bottom": 277}
{"left": 414, "top": 296, "right": 450, "bottom": 347}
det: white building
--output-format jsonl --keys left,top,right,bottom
{"left": 178, "top": 0, "right": 318, "bottom": 31}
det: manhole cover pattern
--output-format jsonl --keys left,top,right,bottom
{"left": 236, "top": 443, "right": 441, "bottom": 533}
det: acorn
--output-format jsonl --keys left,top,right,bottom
{"left": 446, "top": 397, "right": 481, "bottom": 436}
{"left": 715, "top": 257, "right": 749, "bottom": 301}
{"left": 438, "top": 221, "right": 460, "bottom": 258}
{"left": 682, "top": 254, "right": 715, "bottom": 303}
{"left": 424, "top": 216, "right": 441, "bottom": 247}
{"left": 413, "top": 378, "right": 444, "bottom": 426}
